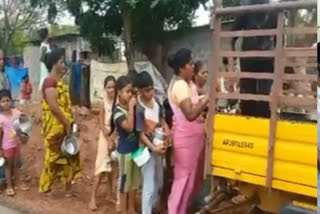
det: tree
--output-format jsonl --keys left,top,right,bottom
{"left": 0, "top": 0, "right": 45, "bottom": 54}
{"left": 31, "top": 0, "right": 209, "bottom": 72}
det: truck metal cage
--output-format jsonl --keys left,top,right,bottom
{"left": 206, "top": 0, "right": 317, "bottom": 189}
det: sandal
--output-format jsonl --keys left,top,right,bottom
{"left": 6, "top": 188, "right": 15, "bottom": 196}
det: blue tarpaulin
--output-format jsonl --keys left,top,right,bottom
{"left": 0, "top": 159, "right": 23, "bottom": 180}
{"left": 4, "top": 66, "right": 28, "bottom": 99}
{"left": 72, "top": 62, "right": 81, "bottom": 96}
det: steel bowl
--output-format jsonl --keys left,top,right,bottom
{"left": 0, "top": 157, "right": 5, "bottom": 167}
{"left": 61, "top": 136, "right": 79, "bottom": 156}
{"left": 13, "top": 114, "right": 32, "bottom": 137}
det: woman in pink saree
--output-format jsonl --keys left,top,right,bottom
{"left": 167, "top": 49, "right": 209, "bottom": 214}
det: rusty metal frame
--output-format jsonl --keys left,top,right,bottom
{"left": 215, "top": 0, "right": 316, "bottom": 15}
{"left": 206, "top": 0, "right": 317, "bottom": 188}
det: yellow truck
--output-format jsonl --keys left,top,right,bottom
{"left": 206, "top": 1, "right": 317, "bottom": 213}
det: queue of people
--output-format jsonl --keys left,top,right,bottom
{"left": 0, "top": 46, "right": 209, "bottom": 214}
{"left": 87, "top": 48, "right": 209, "bottom": 214}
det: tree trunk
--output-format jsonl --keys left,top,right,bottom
{"left": 120, "top": 1, "right": 135, "bottom": 72}
{"left": 143, "top": 42, "right": 168, "bottom": 75}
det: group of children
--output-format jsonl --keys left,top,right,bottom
{"left": 0, "top": 45, "right": 209, "bottom": 213}
{"left": 89, "top": 72, "right": 170, "bottom": 214}
{"left": 88, "top": 53, "right": 210, "bottom": 214}
{"left": 0, "top": 89, "right": 27, "bottom": 196}
{"left": 0, "top": 48, "right": 30, "bottom": 196}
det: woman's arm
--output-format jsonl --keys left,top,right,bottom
{"left": 45, "top": 88, "right": 71, "bottom": 136}
{"left": 179, "top": 96, "right": 209, "bottom": 122}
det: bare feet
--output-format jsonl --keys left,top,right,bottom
{"left": 6, "top": 188, "right": 15, "bottom": 196}
{"left": 89, "top": 198, "right": 98, "bottom": 211}
{"left": 116, "top": 201, "right": 121, "bottom": 212}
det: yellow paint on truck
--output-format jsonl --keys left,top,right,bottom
{"left": 211, "top": 114, "right": 317, "bottom": 198}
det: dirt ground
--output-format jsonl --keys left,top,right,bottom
{"left": 0, "top": 104, "right": 254, "bottom": 214}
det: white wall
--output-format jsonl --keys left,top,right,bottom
{"left": 164, "top": 24, "right": 232, "bottom": 81}
{"left": 23, "top": 46, "right": 41, "bottom": 101}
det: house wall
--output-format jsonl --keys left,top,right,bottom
{"left": 51, "top": 36, "right": 91, "bottom": 64}
{"left": 135, "top": 23, "right": 233, "bottom": 82}
{"left": 23, "top": 46, "right": 41, "bottom": 100}
{"left": 24, "top": 24, "right": 234, "bottom": 101}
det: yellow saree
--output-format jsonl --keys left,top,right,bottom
{"left": 39, "top": 80, "right": 81, "bottom": 193}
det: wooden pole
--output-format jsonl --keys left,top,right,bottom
{"left": 265, "top": 11, "right": 285, "bottom": 189}
{"left": 205, "top": 13, "right": 222, "bottom": 176}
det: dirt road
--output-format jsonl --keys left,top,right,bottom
{"left": 0, "top": 104, "right": 254, "bottom": 214}
{"left": 0, "top": 205, "right": 22, "bottom": 214}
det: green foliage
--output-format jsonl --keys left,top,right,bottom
{"left": 0, "top": 0, "right": 45, "bottom": 54}
{"left": 7, "top": 31, "right": 29, "bottom": 55}
{"left": 223, "top": 0, "right": 241, "bottom": 7}
{"left": 31, "top": 0, "right": 208, "bottom": 58}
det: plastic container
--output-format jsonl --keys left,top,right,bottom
{"left": 153, "top": 128, "right": 165, "bottom": 146}
{"left": 131, "top": 147, "right": 151, "bottom": 167}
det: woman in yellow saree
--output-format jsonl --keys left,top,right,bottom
{"left": 39, "top": 49, "right": 81, "bottom": 195}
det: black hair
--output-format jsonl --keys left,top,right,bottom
{"left": 109, "top": 75, "right": 132, "bottom": 136}
{"left": 128, "top": 69, "right": 138, "bottom": 80}
{"left": 194, "top": 61, "right": 204, "bottom": 76}
{"left": 39, "top": 28, "right": 49, "bottom": 42}
{"left": 116, "top": 76, "right": 132, "bottom": 91}
{"left": 135, "top": 71, "right": 153, "bottom": 89}
{"left": 131, "top": 73, "right": 139, "bottom": 89}
{"left": 23, "top": 74, "right": 29, "bottom": 80}
{"left": 44, "top": 48, "right": 64, "bottom": 72}
{"left": 104, "top": 75, "right": 116, "bottom": 88}
{"left": 0, "top": 89, "right": 12, "bottom": 101}
{"left": 168, "top": 48, "right": 192, "bottom": 75}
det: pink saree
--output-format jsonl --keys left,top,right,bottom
{"left": 168, "top": 81, "right": 205, "bottom": 214}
